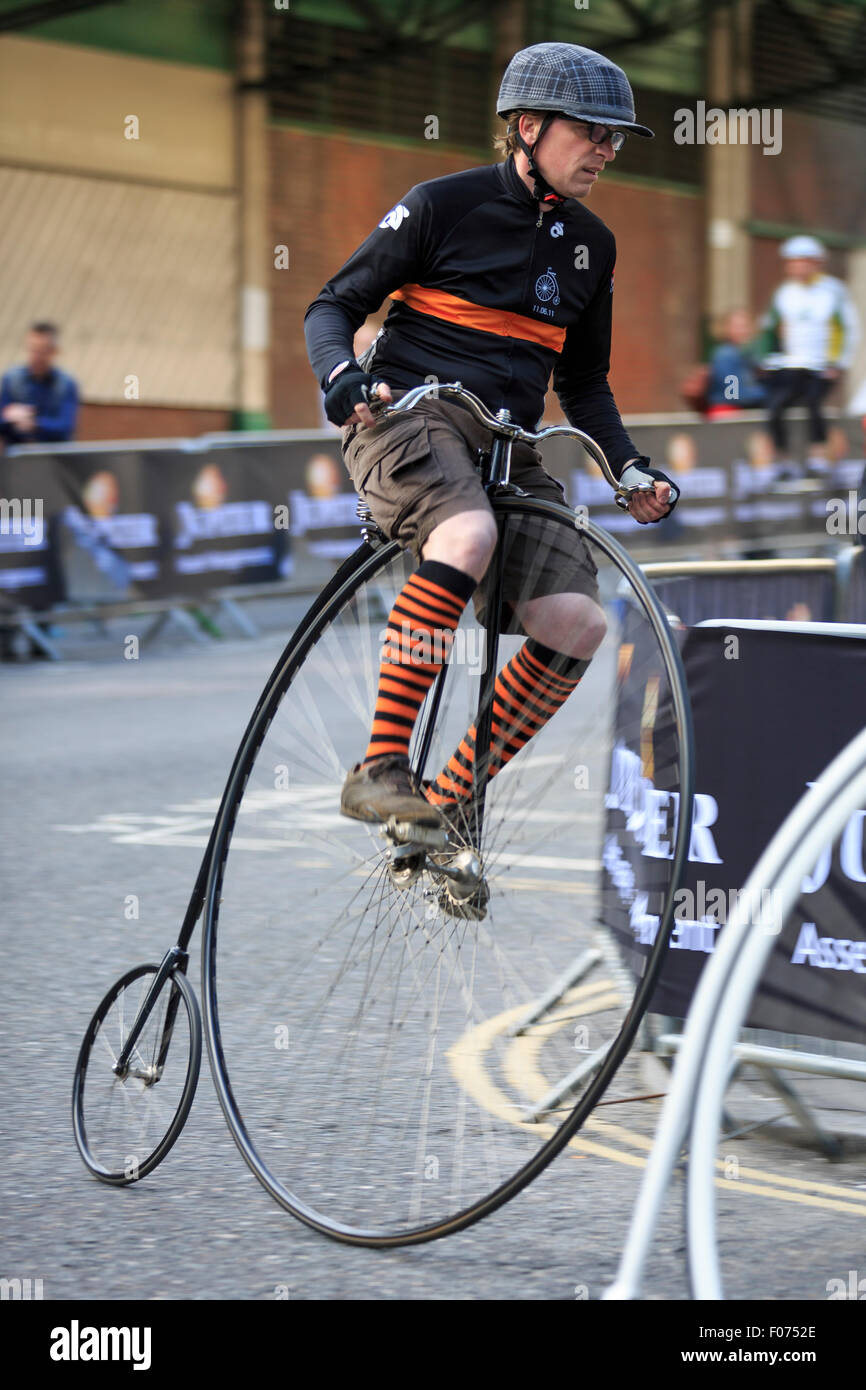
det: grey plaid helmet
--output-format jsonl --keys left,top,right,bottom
{"left": 497, "top": 42, "right": 654, "bottom": 138}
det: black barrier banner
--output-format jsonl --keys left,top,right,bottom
{"left": 153, "top": 450, "right": 285, "bottom": 594}
{"left": 2, "top": 415, "right": 863, "bottom": 610}
{"left": 0, "top": 436, "right": 362, "bottom": 608}
{"left": 269, "top": 441, "right": 362, "bottom": 591}
{"left": 56, "top": 450, "right": 162, "bottom": 602}
{"left": 0, "top": 455, "right": 69, "bottom": 609}
{"left": 553, "top": 413, "right": 865, "bottom": 550}
{"left": 601, "top": 624, "right": 866, "bottom": 1045}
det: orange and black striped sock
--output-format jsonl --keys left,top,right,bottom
{"left": 425, "top": 639, "right": 589, "bottom": 805}
{"left": 364, "top": 559, "right": 477, "bottom": 764}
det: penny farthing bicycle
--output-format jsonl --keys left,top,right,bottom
{"left": 73, "top": 382, "right": 694, "bottom": 1247}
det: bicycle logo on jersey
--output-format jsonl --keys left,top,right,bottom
{"left": 535, "top": 267, "right": 560, "bottom": 306}
{"left": 379, "top": 203, "right": 411, "bottom": 231}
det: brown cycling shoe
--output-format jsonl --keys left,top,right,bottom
{"left": 340, "top": 754, "right": 445, "bottom": 826}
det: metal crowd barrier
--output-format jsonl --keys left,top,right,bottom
{"left": 641, "top": 550, "right": 864, "bottom": 626}
{"left": 4, "top": 544, "right": 864, "bottom": 664}
{"left": 516, "top": 590, "right": 866, "bottom": 1165}
{"left": 1, "top": 416, "right": 862, "bottom": 658}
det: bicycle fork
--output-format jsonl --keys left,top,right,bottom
{"left": 112, "top": 946, "right": 190, "bottom": 1082}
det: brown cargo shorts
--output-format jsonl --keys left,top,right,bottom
{"left": 341, "top": 393, "right": 599, "bottom": 632}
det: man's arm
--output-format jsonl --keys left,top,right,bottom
{"left": 553, "top": 251, "right": 643, "bottom": 481}
{"left": 756, "top": 293, "right": 782, "bottom": 361}
{"left": 0, "top": 370, "right": 24, "bottom": 442}
{"left": 0, "top": 372, "right": 11, "bottom": 439}
{"left": 304, "top": 185, "right": 435, "bottom": 391}
{"left": 35, "top": 376, "right": 78, "bottom": 442}
{"left": 833, "top": 284, "right": 860, "bottom": 370}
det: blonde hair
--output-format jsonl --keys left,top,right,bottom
{"left": 493, "top": 110, "right": 545, "bottom": 158}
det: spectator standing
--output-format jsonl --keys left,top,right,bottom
{"left": 0, "top": 322, "right": 79, "bottom": 448}
{"left": 759, "top": 237, "right": 859, "bottom": 480}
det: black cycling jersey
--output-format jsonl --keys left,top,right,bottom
{"left": 304, "top": 154, "right": 641, "bottom": 477}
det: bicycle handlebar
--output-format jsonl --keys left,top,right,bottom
{"left": 370, "top": 380, "right": 654, "bottom": 508}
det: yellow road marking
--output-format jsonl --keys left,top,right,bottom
{"left": 446, "top": 1003, "right": 557, "bottom": 1134}
{"left": 446, "top": 1003, "right": 647, "bottom": 1168}
{"left": 448, "top": 993, "right": 866, "bottom": 1216}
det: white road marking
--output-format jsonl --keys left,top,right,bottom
{"left": 55, "top": 787, "right": 600, "bottom": 869}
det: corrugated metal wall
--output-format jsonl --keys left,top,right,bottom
{"left": 0, "top": 34, "right": 238, "bottom": 411}
{"left": 0, "top": 167, "right": 237, "bottom": 407}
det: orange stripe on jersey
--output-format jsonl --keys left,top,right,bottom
{"left": 390, "top": 284, "right": 566, "bottom": 353}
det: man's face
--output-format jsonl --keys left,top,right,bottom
{"left": 521, "top": 114, "right": 619, "bottom": 199}
{"left": 784, "top": 257, "right": 822, "bottom": 283}
{"left": 26, "top": 331, "right": 57, "bottom": 376}
{"left": 726, "top": 310, "right": 753, "bottom": 344}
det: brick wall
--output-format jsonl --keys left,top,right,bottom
{"left": 552, "top": 178, "right": 704, "bottom": 420}
{"left": 270, "top": 124, "right": 704, "bottom": 426}
{"left": 749, "top": 110, "right": 861, "bottom": 329}
{"left": 76, "top": 403, "right": 232, "bottom": 442}
{"left": 751, "top": 112, "right": 862, "bottom": 240}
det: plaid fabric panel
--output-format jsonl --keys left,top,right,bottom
{"left": 498, "top": 42, "right": 638, "bottom": 124}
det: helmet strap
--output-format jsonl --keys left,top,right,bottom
{"left": 515, "top": 113, "right": 567, "bottom": 207}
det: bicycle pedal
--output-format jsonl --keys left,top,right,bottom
{"left": 381, "top": 818, "right": 449, "bottom": 851}
{"left": 429, "top": 848, "right": 483, "bottom": 897}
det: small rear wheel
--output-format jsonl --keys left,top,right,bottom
{"left": 73, "top": 962, "right": 201, "bottom": 1184}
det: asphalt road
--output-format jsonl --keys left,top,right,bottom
{"left": 2, "top": 615, "right": 865, "bottom": 1301}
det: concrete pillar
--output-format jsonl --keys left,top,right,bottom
{"left": 705, "top": 0, "right": 754, "bottom": 326}
{"left": 236, "top": 0, "right": 270, "bottom": 430}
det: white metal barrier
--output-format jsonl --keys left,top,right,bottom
{"left": 603, "top": 724, "right": 866, "bottom": 1300}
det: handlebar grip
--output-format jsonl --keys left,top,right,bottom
{"left": 367, "top": 382, "right": 390, "bottom": 413}
{"left": 614, "top": 480, "right": 655, "bottom": 511}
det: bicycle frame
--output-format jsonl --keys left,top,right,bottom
{"left": 129, "top": 385, "right": 657, "bottom": 1071}
{"left": 79, "top": 379, "right": 693, "bottom": 1242}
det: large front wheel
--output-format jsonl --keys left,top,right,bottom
{"left": 202, "top": 497, "right": 693, "bottom": 1245}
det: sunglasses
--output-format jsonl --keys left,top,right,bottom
{"left": 558, "top": 116, "right": 628, "bottom": 151}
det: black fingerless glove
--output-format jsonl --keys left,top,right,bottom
{"left": 619, "top": 457, "right": 680, "bottom": 522}
{"left": 323, "top": 362, "right": 375, "bottom": 427}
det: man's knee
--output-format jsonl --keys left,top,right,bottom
{"left": 421, "top": 509, "right": 498, "bottom": 582}
{"left": 519, "top": 592, "right": 607, "bottom": 659}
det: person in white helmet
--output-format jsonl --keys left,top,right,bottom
{"left": 759, "top": 235, "right": 859, "bottom": 481}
